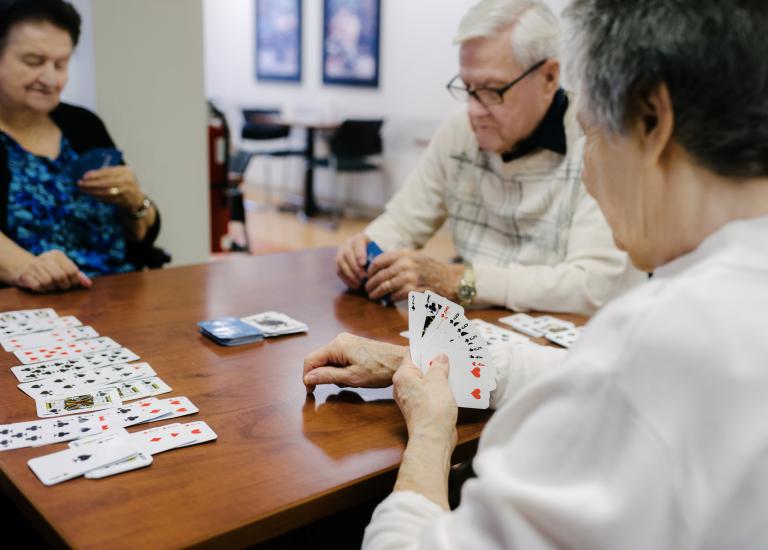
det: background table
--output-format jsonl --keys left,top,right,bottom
{"left": 0, "top": 248, "right": 507, "bottom": 549}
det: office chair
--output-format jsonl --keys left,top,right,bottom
{"left": 312, "top": 119, "right": 385, "bottom": 226}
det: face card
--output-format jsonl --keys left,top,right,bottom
{"left": 107, "top": 377, "right": 172, "bottom": 402}
{"left": 15, "top": 336, "right": 121, "bottom": 364}
{"left": 11, "top": 348, "right": 141, "bottom": 383}
{"left": 36, "top": 388, "right": 122, "bottom": 418}
{"left": 240, "top": 311, "right": 308, "bottom": 336}
{"left": 0, "top": 315, "right": 82, "bottom": 338}
{"left": 129, "top": 423, "right": 196, "bottom": 455}
{"left": 27, "top": 434, "right": 137, "bottom": 486}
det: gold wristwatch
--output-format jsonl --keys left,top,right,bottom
{"left": 131, "top": 195, "right": 153, "bottom": 219}
{"left": 457, "top": 263, "right": 477, "bottom": 308}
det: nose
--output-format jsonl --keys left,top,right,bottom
{"left": 37, "top": 62, "right": 59, "bottom": 88}
{"left": 467, "top": 94, "right": 490, "bottom": 119}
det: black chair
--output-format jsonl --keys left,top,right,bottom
{"left": 313, "top": 119, "right": 385, "bottom": 225}
{"left": 240, "top": 108, "right": 305, "bottom": 208}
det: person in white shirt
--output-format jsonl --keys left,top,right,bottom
{"left": 303, "top": 0, "right": 768, "bottom": 548}
{"left": 335, "top": 0, "right": 642, "bottom": 316}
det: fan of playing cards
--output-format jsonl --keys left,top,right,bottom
{"left": 0, "top": 307, "right": 217, "bottom": 486}
{"left": 407, "top": 291, "right": 496, "bottom": 409}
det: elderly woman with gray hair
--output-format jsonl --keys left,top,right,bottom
{"left": 302, "top": 0, "right": 768, "bottom": 548}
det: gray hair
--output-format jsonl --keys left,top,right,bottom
{"left": 454, "top": 0, "right": 560, "bottom": 67}
{"left": 563, "top": 0, "right": 768, "bottom": 179}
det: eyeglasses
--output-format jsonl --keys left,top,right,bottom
{"left": 446, "top": 59, "right": 547, "bottom": 106}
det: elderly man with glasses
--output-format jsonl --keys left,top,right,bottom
{"left": 334, "top": 0, "right": 643, "bottom": 315}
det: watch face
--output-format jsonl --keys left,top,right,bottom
{"left": 458, "top": 284, "right": 476, "bottom": 301}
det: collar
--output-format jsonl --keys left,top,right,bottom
{"left": 501, "top": 88, "right": 568, "bottom": 162}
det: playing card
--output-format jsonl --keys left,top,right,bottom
{"left": 36, "top": 388, "right": 122, "bottom": 418}
{"left": 106, "top": 377, "right": 172, "bottom": 402}
{"left": 498, "top": 313, "right": 575, "bottom": 338}
{"left": 470, "top": 319, "right": 530, "bottom": 348}
{"left": 174, "top": 421, "right": 217, "bottom": 448}
{"left": 197, "top": 317, "right": 263, "bottom": 346}
{"left": 0, "top": 308, "right": 58, "bottom": 326}
{"left": 15, "top": 336, "right": 121, "bottom": 364}
{"left": 240, "top": 311, "right": 308, "bottom": 337}
{"left": 110, "top": 398, "right": 172, "bottom": 427}
{"left": 0, "top": 315, "right": 82, "bottom": 338}
{"left": 1, "top": 326, "right": 99, "bottom": 352}
{"left": 69, "top": 147, "right": 124, "bottom": 181}
{"left": 142, "top": 396, "right": 199, "bottom": 423}
{"left": 129, "top": 423, "right": 196, "bottom": 455}
{"left": 544, "top": 326, "right": 584, "bottom": 349}
{"left": 85, "top": 449, "right": 152, "bottom": 479}
{"left": 28, "top": 433, "right": 136, "bottom": 485}
{"left": 11, "top": 348, "right": 141, "bottom": 383}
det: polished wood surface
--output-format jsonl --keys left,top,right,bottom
{"left": 0, "top": 248, "right": 507, "bottom": 549}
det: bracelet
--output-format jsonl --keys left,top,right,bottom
{"left": 128, "top": 195, "right": 153, "bottom": 219}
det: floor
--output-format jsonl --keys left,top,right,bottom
{"left": 219, "top": 183, "right": 456, "bottom": 262}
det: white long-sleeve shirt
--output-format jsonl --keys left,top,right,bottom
{"left": 364, "top": 214, "right": 768, "bottom": 550}
{"left": 365, "top": 101, "right": 644, "bottom": 315}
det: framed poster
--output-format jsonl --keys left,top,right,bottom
{"left": 322, "top": 0, "right": 381, "bottom": 87}
{"left": 255, "top": 0, "right": 302, "bottom": 82}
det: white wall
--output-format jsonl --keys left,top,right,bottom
{"left": 90, "top": 0, "right": 209, "bottom": 266}
{"left": 204, "top": 0, "right": 571, "bottom": 212}
{"left": 60, "top": 0, "right": 96, "bottom": 110}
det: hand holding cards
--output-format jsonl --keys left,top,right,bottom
{"left": 407, "top": 291, "right": 495, "bottom": 409}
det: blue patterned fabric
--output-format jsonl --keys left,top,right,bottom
{"left": 0, "top": 131, "right": 134, "bottom": 277}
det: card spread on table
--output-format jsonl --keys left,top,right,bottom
{"left": 407, "top": 291, "right": 495, "bottom": 409}
{"left": 28, "top": 433, "right": 137, "bottom": 486}
{"left": 239, "top": 311, "right": 308, "bottom": 337}
{"left": 544, "top": 326, "right": 585, "bottom": 349}
{"left": 36, "top": 388, "right": 122, "bottom": 418}
{"left": 143, "top": 396, "right": 199, "bottom": 423}
{"left": 198, "top": 317, "right": 264, "bottom": 346}
{"left": 11, "top": 348, "right": 141, "bottom": 383}
{"left": 0, "top": 315, "right": 82, "bottom": 338}
{"left": 0, "top": 308, "right": 58, "bottom": 327}
{"left": 129, "top": 422, "right": 197, "bottom": 455}
{"left": 470, "top": 319, "right": 530, "bottom": 348}
{"left": 1, "top": 326, "right": 99, "bottom": 352}
{"left": 15, "top": 336, "right": 121, "bottom": 364}
{"left": 498, "top": 313, "right": 576, "bottom": 338}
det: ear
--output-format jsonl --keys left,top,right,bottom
{"left": 540, "top": 58, "right": 560, "bottom": 96}
{"left": 632, "top": 82, "right": 675, "bottom": 167}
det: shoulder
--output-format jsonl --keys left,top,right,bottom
{"left": 51, "top": 103, "right": 106, "bottom": 130}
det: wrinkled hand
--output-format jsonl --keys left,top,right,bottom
{"left": 14, "top": 250, "right": 92, "bottom": 293}
{"left": 335, "top": 233, "right": 370, "bottom": 290}
{"left": 78, "top": 166, "right": 144, "bottom": 213}
{"left": 366, "top": 250, "right": 463, "bottom": 302}
{"left": 303, "top": 332, "right": 407, "bottom": 393}
{"left": 393, "top": 353, "right": 457, "bottom": 441}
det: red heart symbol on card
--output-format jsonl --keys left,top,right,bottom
{"left": 471, "top": 367, "right": 481, "bottom": 378}
{"left": 171, "top": 400, "right": 180, "bottom": 405}
{"left": 171, "top": 432, "right": 180, "bottom": 437}
{"left": 177, "top": 408, "right": 187, "bottom": 412}
{"left": 191, "top": 429, "right": 201, "bottom": 434}
{"left": 150, "top": 437, "right": 162, "bottom": 442}
{"left": 471, "top": 388, "right": 481, "bottom": 400}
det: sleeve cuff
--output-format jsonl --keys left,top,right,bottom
{"left": 489, "top": 341, "right": 567, "bottom": 409}
{"left": 363, "top": 491, "right": 448, "bottom": 550}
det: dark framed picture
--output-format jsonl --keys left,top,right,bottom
{"left": 322, "top": 0, "right": 381, "bottom": 88}
{"left": 255, "top": 0, "right": 302, "bottom": 82}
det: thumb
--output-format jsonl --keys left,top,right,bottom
{"left": 426, "top": 353, "right": 450, "bottom": 380}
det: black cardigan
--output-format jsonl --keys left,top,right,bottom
{"left": 0, "top": 103, "right": 161, "bottom": 270}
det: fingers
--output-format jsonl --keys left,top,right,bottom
{"left": 336, "top": 234, "right": 369, "bottom": 289}
{"left": 425, "top": 353, "right": 450, "bottom": 380}
{"left": 302, "top": 334, "right": 353, "bottom": 393}
{"left": 15, "top": 251, "right": 91, "bottom": 293}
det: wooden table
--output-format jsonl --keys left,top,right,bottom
{"left": 0, "top": 248, "right": 509, "bottom": 549}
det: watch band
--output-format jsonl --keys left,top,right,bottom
{"left": 457, "top": 263, "right": 477, "bottom": 308}
{"left": 130, "top": 196, "right": 153, "bottom": 219}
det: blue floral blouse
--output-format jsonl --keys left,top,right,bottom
{"left": 0, "top": 131, "right": 135, "bottom": 277}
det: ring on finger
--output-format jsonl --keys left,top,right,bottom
{"left": 109, "top": 186, "right": 121, "bottom": 196}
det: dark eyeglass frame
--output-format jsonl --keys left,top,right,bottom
{"left": 446, "top": 59, "right": 547, "bottom": 106}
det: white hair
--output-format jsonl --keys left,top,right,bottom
{"left": 454, "top": 0, "right": 560, "bottom": 66}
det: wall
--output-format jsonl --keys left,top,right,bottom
{"left": 90, "top": 0, "right": 209, "bottom": 266}
{"left": 60, "top": 0, "right": 96, "bottom": 111}
{"left": 203, "top": 0, "right": 571, "bottom": 212}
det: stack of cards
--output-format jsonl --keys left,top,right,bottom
{"left": 198, "top": 317, "right": 264, "bottom": 346}
{"left": 240, "top": 311, "right": 308, "bottom": 337}
{"left": 407, "top": 291, "right": 495, "bottom": 409}
{"left": 363, "top": 240, "right": 392, "bottom": 305}
{"left": 498, "top": 313, "right": 583, "bottom": 348}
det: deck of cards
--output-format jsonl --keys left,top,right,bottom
{"left": 199, "top": 311, "right": 308, "bottom": 346}
{"left": 0, "top": 308, "right": 217, "bottom": 486}
{"left": 407, "top": 291, "right": 495, "bottom": 409}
